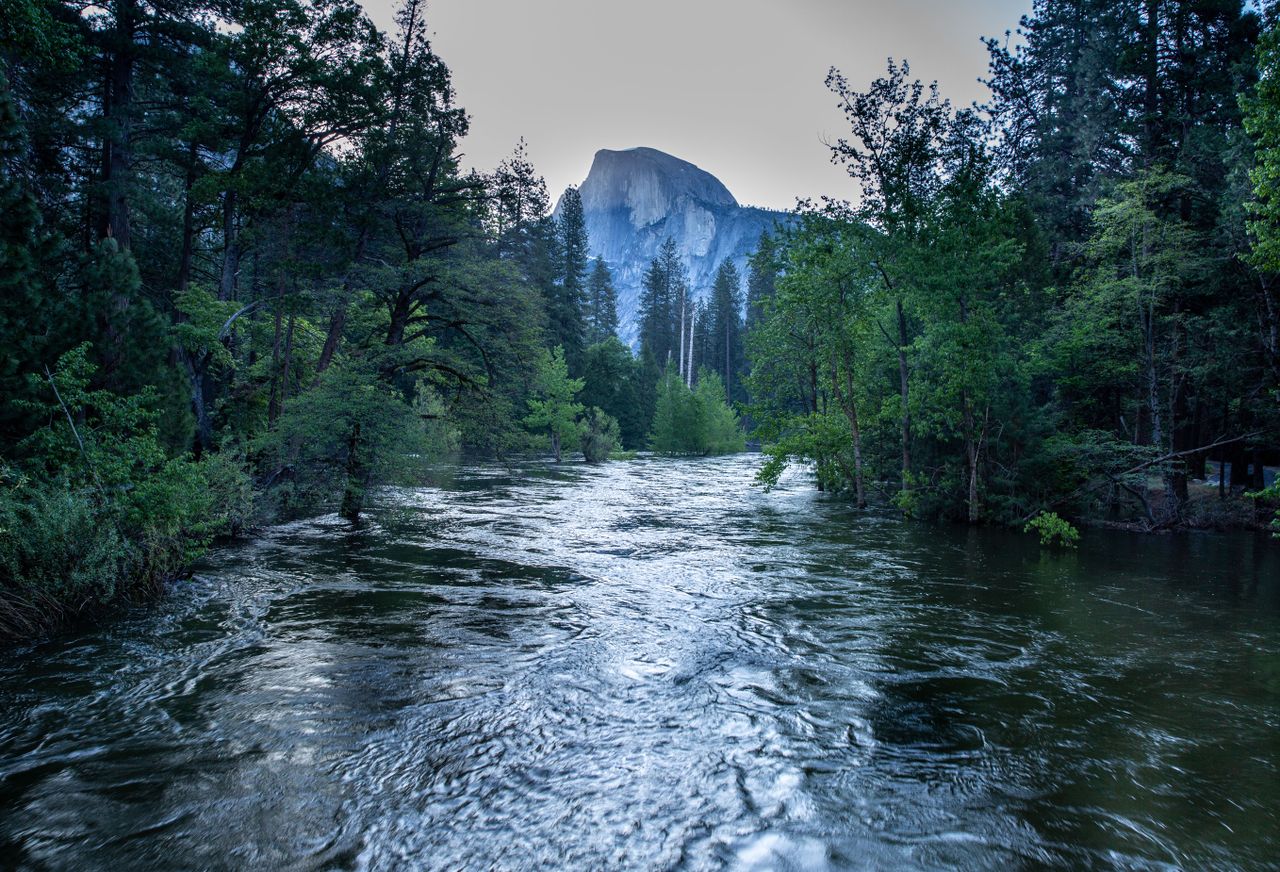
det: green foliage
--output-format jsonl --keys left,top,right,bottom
{"left": 694, "top": 371, "right": 747, "bottom": 455}
{"left": 1246, "top": 481, "right": 1280, "bottom": 537}
{"left": 524, "top": 346, "right": 585, "bottom": 462}
{"left": 579, "top": 337, "right": 646, "bottom": 449}
{"left": 3, "top": 0, "right": 1277, "bottom": 639}
{"left": 553, "top": 187, "right": 589, "bottom": 369}
{"left": 650, "top": 365, "right": 703, "bottom": 455}
{"left": 707, "top": 259, "right": 746, "bottom": 403}
{"left": 585, "top": 258, "right": 619, "bottom": 344}
{"left": 1024, "top": 512, "right": 1081, "bottom": 549}
{"left": 580, "top": 408, "right": 621, "bottom": 464}
{"left": 258, "top": 361, "right": 436, "bottom": 520}
{"left": 650, "top": 365, "right": 744, "bottom": 456}
{"left": 1244, "top": 14, "right": 1280, "bottom": 274}
{"left": 0, "top": 346, "right": 252, "bottom": 640}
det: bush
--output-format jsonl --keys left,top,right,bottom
{"left": 0, "top": 345, "right": 254, "bottom": 641}
{"left": 0, "top": 476, "right": 126, "bottom": 617}
{"left": 580, "top": 407, "right": 620, "bottom": 463}
{"left": 1024, "top": 511, "right": 1080, "bottom": 549}
{"left": 650, "top": 366, "right": 745, "bottom": 456}
{"left": 1247, "top": 481, "right": 1280, "bottom": 537}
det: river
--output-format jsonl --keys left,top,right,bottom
{"left": 0, "top": 455, "right": 1277, "bottom": 870}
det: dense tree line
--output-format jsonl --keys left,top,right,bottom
{"left": 636, "top": 238, "right": 752, "bottom": 415}
{"left": 747, "top": 0, "right": 1280, "bottom": 531}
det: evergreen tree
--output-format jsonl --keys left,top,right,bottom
{"left": 0, "top": 72, "right": 62, "bottom": 444}
{"left": 553, "top": 186, "right": 589, "bottom": 371}
{"left": 638, "top": 238, "right": 685, "bottom": 366}
{"left": 745, "top": 232, "right": 779, "bottom": 330}
{"left": 524, "top": 345, "right": 585, "bottom": 463}
{"left": 580, "top": 337, "right": 645, "bottom": 449}
{"left": 708, "top": 259, "right": 744, "bottom": 403}
{"left": 586, "top": 257, "right": 619, "bottom": 343}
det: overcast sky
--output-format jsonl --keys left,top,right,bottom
{"left": 359, "top": 0, "right": 1031, "bottom": 211}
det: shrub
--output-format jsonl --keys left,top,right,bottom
{"left": 1246, "top": 481, "right": 1280, "bottom": 537}
{"left": 580, "top": 407, "right": 620, "bottom": 463}
{"left": 1024, "top": 511, "right": 1080, "bottom": 549}
{"left": 0, "top": 345, "right": 254, "bottom": 641}
{"left": 650, "top": 366, "right": 745, "bottom": 456}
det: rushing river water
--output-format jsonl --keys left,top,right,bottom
{"left": 1, "top": 455, "right": 1278, "bottom": 871}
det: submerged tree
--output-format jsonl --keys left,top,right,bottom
{"left": 524, "top": 346, "right": 585, "bottom": 463}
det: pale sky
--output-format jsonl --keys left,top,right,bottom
{"left": 359, "top": 0, "right": 1031, "bottom": 211}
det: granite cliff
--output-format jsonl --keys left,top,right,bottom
{"left": 556, "top": 147, "right": 786, "bottom": 346}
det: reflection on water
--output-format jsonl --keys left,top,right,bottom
{"left": 0, "top": 455, "right": 1277, "bottom": 870}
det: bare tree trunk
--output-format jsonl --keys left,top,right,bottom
{"left": 691, "top": 306, "right": 701, "bottom": 386}
{"left": 677, "top": 290, "right": 686, "bottom": 381}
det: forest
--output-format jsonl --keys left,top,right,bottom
{"left": 1, "top": 0, "right": 1278, "bottom": 640}
{"left": 747, "top": 0, "right": 1280, "bottom": 534}
{"left": 0, "top": 0, "right": 747, "bottom": 638}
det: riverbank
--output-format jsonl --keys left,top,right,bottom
{"left": 4, "top": 451, "right": 1275, "bottom": 645}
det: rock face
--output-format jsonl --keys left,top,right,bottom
{"left": 556, "top": 147, "right": 786, "bottom": 347}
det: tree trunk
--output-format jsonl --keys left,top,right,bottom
{"left": 1144, "top": 300, "right": 1162, "bottom": 449}
{"left": 677, "top": 291, "right": 686, "bottom": 381}
{"left": 267, "top": 289, "right": 285, "bottom": 427}
{"left": 895, "top": 298, "right": 912, "bottom": 492}
{"left": 386, "top": 291, "right": 412, "bottom": 347}
{"left": 177, "top": 142, "right": 198, "bottom": 293}
{"left": 182, "top": 350, "right": 213, "bottom": 455}
{"left": 686, "top": 306, "right": 696, "bottom": 388}
{"left": 279, "top": 308, "right": 296, "bottom": 421}
{"left": 339, "top": 423, "right": 366, "bottom": 522}
{"left": 831, "top": 355, "right": 865, "bottom": 508}
{"left": 100, "top": 2, "right": 135, "bottom": 250}
{"left": 219, "top": 189, "right": 239, "bottom": 301}
{"left": 963, "top": 393, "right": 980, "bottom": 524}
{"left": 551, "top": 430, "right": 562, "bottom": 463}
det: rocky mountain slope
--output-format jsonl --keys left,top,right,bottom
{"left": 556, "top": 147, "right": 787, "bottom": 346}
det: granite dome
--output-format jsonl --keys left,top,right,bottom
{"left": 557, "top": 148, "right": 786, "bottom": 346}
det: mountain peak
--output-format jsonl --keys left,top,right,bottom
{"left": 577, "top": 147, "right": 738, "bottom": 227}
{"left": 563, "top": 146, "right": 786, "bottom": 346}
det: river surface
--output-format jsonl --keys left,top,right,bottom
{"left": 1, "top": 456, "right": 1278, "bottom": 870}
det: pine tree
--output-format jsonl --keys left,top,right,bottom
{"left": 746, "top": 232, "right": 778, "bottom": 330}
{"left": 639, "top": 238, "right": 684, "bottom": 365}
{"left": 586, "top": 257, "right": 619, "bottom": 343}
{"left": 0, "top": 72, "right": 61, "bottom": 444}
{"left": 553, "top": 186, "right": 589, "bottom": 371}
{"left": 708, "top": 259, "right": 744, "bottom": 402}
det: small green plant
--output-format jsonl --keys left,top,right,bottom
{"left": 1246, "top": 482, "right": 1280, "bottom": 538}
{"left": 1024, "top": 511, "right": 1080, "bottom": 549}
